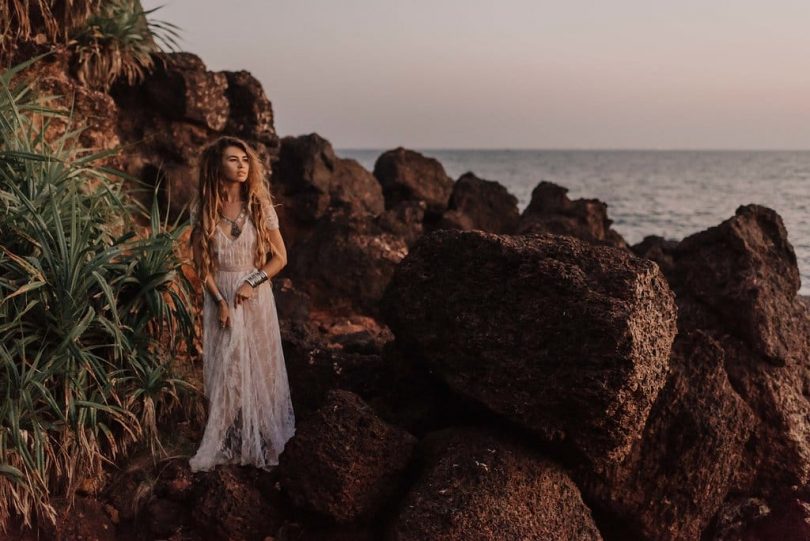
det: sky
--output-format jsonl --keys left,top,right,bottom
{"left": 141, "top": 1, "right": 810, "bottom": 150}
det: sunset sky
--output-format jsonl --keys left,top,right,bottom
{"left": 141, "top": 1, "right": 810, "bottom": 150}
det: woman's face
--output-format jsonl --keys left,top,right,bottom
{"left": 220, "top": 145, "right": 250, "bottom": 184}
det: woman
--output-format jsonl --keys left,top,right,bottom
{"left": 188, "top": 135, "right": 296, "bottom": 472}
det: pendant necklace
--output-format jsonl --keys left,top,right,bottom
{"left": 221, "top": 204, "right": 247, "bottom": 238}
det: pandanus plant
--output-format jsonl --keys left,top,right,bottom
{"left": 0, "top": 57, "right": 196, "bottom": 528}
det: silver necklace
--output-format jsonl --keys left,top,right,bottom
{"left": 220, "top": 205, "right": 247, "bottom": 237}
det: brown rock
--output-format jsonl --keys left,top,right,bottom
{"left": 517, "top": 181, "right": 628, "bottom": 249}
{"left": 581, "top": 330, "right": 756, "bottom": 541}
{"left": 286, "top": 211, "right": 408, "bottom": 315}
{"left": 143, "top": 53, "right": 230, "bottom": 131}
{"left": 40, "top": 496, "right": 117, "bottom": 541}
{"left": 274, "top": 134, "right": 385, "bottom": 224}
{"left": 670, "top": 205, "right": 810, "bottom": 495}
{"left": 21, "top": 51, "right": 122, "bottom": 167}
{"left": 224, "top": 70, "right": 279, "bottom": 147}
{"left": 435, "top": 172, "right": 520, "bottom": 233}
{"left": 711, "top": 497, "right": 810, "bottom": 541}
{"left": 278, "top": 390, "right": 418, "bottom": 523}
{"left": 388, "top": 427, "right": 602, "bottom": 541}
{"left": 381, "top": 230, "right": 677, "bottom": 472}
{"left": 372, "top": 147, "right": 454, "bottom": 213}
{"left": 375, "top": 200, "right": 426, "bottom": 248}
{"left": 673, "top": 204, "right": 805, "bottom": 365}
{"left": 190, "top": 465, "right": 281, "bottom": 540}
{"left": 720, "top": 329, "right": 810, "bottom": 495}
{"left": 631, "top": 235, "right": 679, "bottom": 282}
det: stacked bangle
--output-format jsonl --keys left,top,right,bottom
{"left": 244, "top": 269, "right": 269, "bottom": 288}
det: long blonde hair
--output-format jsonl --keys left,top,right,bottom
{"left": 192, "top": 136, "right": 277, "bottom": 282}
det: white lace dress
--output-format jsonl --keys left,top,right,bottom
{"left": 189, "top": 204, "right": 296, "bottom": 472}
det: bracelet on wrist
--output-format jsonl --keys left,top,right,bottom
{"left": 244, "top": 269, "right": 269, "bottom": 288}
{"left": 213, "top": 291, "right": 224, "bottom": 303}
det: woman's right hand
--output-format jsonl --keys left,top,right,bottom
{"left": 217, "top": 300, "right": 231, "bottom": 329}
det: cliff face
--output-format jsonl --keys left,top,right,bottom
{"left": 6, "top": 39, "right": 810, "bottom": 541}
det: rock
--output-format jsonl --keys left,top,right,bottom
{"left": 673, "top": 204, "right": 805, "bottom": 365}
{"left": 274, "top": 134, "right": 385, "bottom": 225}
{"left": 670, "top": 205, "right": 810, "bottom": 495}
{"left": 286, "top": 211, "right": 409, "bottom": 315}
{"left": 719, "top": 328, "right": 810, "bottom": 496}
{"left": 143, "top": 53, "right": 229, "bottom": 131}
{"left": 710, "top": 497, "right": 810, "bottom": 541}
{"left": 375, "top": 200, "right": 426, "bottom": 248}
{"left": 381, "top": 230, "right": 677, "bottom": 472}
{"left": 631, "top": 235, "right": 679, "bottom": 282}
{"left": 517, "top": 181, "right": 628, "bottom": 249}
{"left": 435, "top": 172, "right": 520, "bottom": 234}
{"left": 388, "top": 427, "right": 603, "bottom": 541}
{"left": 372, "top": 147, "right": 454, "bottom": 213}
{"left": 278, "top": 390, "right": 418, "bottom": 523}
{"left": 581, "top": 330, "right": 756, "bottom": 541}
{"left": 224, "top": 70, "right": 279, "bottom": 147}
{"left": 283, "top": 339, "right": 389, "bottom": 420}
{"left": 21, "top": 50, "right": 122, "bottom": 168}
{"left": 273, "top": 278, "right": 312, "bottom": 323}
{"left": 190, "top": 465, "right": 281, "bottom": 540}
{"left": 40, "top": 496, "right": 117, "bottom": 541}
{"left": 145, "top": 498, "right": 186, "bottom": 538}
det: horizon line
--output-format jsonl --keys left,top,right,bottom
{"left": 334, "top": 147, "right": 810, "bottom": 152}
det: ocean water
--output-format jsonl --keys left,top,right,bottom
{"left": 339, "top": 149, "right": 810, "bottom": 294}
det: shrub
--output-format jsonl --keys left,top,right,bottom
{"left": 0, "top": 57, "right": 195, "bottom": 528}
{"left": 71, "top": 0, "right": 181, "bottom": 90}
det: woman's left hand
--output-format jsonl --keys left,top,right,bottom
{"left": 234, "top": 282, "right": 256, "bottom": 307}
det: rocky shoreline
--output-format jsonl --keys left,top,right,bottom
{"left": 6, "top": 48, "right": 810, "bottom": 541}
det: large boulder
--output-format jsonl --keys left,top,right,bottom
{"left": 581, "top": 330, "right": 756, "bottom": 541}
{"left": 381, "top": 230, "right": 677, "bottom": 472}
{"left": 286, "top": 211, "right": 410, "bottom": 316}
{"left": 274, "top": 134, "right": 385, "bottom": 226}
{"left": 388, "top": 427, "right": 603, "bottom": 541}
{"left": 279, "top": 390, "right": 418, "bottom": 523}
{"left": 436, "top": 172, "right": 520, "bottom": 234}
{"left": 669, "top": 205, "right": 810, "bottom": 496}
{"left": 518, "top": 181, "right": 628, "bottom": 249}
{"left": 141, "top": 53, "right": 229, "bottom": 131}
{"left": 189, "top": 465, "right": 281, "bottom": 540}
{"left": 372, "top": 147, "right": 454, "bottom": 213}
{"left": 223, "top": 70, "right": 278, "bottom": 147}
{"left": 672, "top": 204, "right": 806, "bottom": 365}
{"left": 720, "top": 329, "right": 810, "bottom": 496}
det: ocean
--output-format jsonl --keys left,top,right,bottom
{"left": 339, "top": 149, "right": 810, "bottom": 294}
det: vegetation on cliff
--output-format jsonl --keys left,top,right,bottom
{"left": 0, "top": 57, "right": 195, "bottom": 528}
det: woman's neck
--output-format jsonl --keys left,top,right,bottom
{"left": 220, "top": 181, "right": 243, "bottom": 203}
